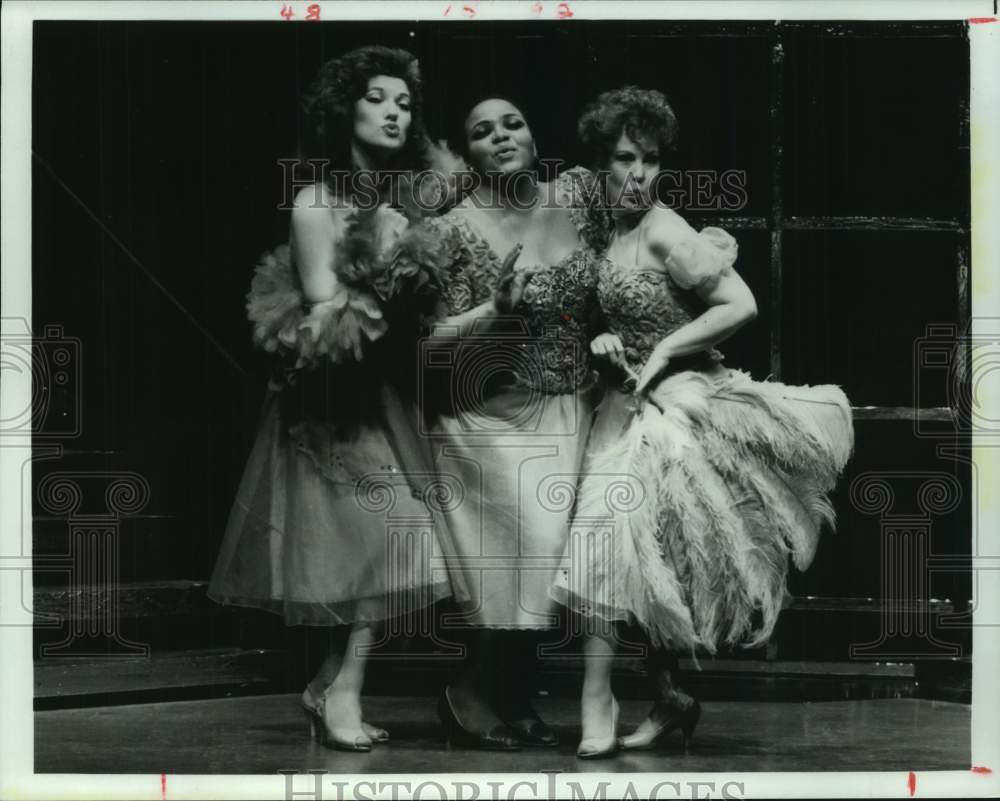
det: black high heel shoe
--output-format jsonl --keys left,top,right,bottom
{"left": 618, "top": 699, "right": 701, "bottom": 752}
{"left": 499, "top": 699, "right": 559, "bottom": 747}
{"left": 505, "top": 715, "right": 560, "bottom": 748}
{"left": 619, "top": 647, "right": 700, "bottom": 751}
{"left": 493, "top": 632, "right": 559, "bottom": 747}
{"left": 437, "top": 687, "right": 521, "bottom": 751}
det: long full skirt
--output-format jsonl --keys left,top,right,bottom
{"left": 551, "top": 364, "right": 853, "bottom": 653}
{"left": 208, "top": 384, "right": 453, "bottom": 625}
{"left": 430, "top": 385, "right": 594, "bottom": 629}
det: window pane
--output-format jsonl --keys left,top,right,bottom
{"left": 585, "top": 32, "right": 772, "bottom": 218}
{"left": 782, "top": 231, "right": 962, "bottom": 408}
{"left": 787, "top": 419, "right": 972, "bottom": 603}
{"left": 784, "top": 32, "right": 968, "bottom": 219}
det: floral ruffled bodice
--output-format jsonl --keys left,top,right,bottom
{"left": 420, "top": 214, "right": 503, "bottom": 316}
{"left": 422, "top": 167, "right": 602, "bottom": 395}
{"left": 247, "top": 204, "right": 447, "bottom": 370}
{"left": 597, "top": 226, "right": 739, "bottom": 375}
{"left": 511, "top": 248, "right": 598, "bottom": 394}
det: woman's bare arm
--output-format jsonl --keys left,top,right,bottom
{"left": 290, "top": 184, "right": 342, "bottom": 303}
{"left": 635, "top": 207, "right": 757, "bottom": 392}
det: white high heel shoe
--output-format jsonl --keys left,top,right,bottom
{"left": 576, "top": 696, "right": 620, "bottom": 759}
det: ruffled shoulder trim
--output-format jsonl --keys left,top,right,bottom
{"left": 554, "top": 165, "right": 612, "bottom": 253}
{"left": 395, "top": 140, "right": 471, "bottom": 218}
{"left": 247, "top": 208, "right": 453, "bottom": 367}
{"left": 553, "top": 165, "right": 595, "bottom": 201}
{"left": 664, "top": 226, "right": 739, "bottom": 292}
{"left": 418, "top": 208, "right": 463, "bottom": 240}
{"left": 375, "top": 216, "right": 457, "bottom": 324}
{"left": 411, "top": 212, "right": 473, "bottom": 273}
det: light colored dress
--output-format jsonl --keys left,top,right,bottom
{"left": 420, "top": 169, "right": 601, "bottom": 629}
{"left": 208, "top": 213, "right": 454, "bottom": 626}
{"left": 551, "top": 225, "right": 854, "bottom": 653}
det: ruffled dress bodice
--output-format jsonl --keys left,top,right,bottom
{"left": 422, "top": 167, "right": 604, "bottom": 628}
{"left": 514, "top": 248, "right": 598, "bottom": 394}
{"left": 555, "top": 221, "right": 854, "bottom": 653}
{"left": 421, "top": 167, "right": 602, "bottom": 395}
{"left": 597, "top": 226, "right": 739, "bottom": 376}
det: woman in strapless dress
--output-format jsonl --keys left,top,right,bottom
{"left": 207, "top": 46, "right": 456, "bottom": 752}
{"left": 416, "top": 95, "right": 604, "bottom": 750}
{"left": 551, "top": 86, "right": 854, "bottom": 758}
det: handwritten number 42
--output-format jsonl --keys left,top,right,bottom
{"left": 280, "top": 4, "right": 321, "bottom": 20}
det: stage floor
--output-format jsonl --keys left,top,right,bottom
{"left": 35, "top": 694, "right": 970, "bottom": 774}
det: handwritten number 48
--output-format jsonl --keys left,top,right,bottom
{"left": 280, "top": 4, "right": 321, "bottom": 20}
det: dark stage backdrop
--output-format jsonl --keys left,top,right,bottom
{"left": 31, "top": 19, "right": 973, "bottom": 690}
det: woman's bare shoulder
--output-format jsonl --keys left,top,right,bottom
{"left": 290, "top": 183, "right": 356, "bottom": 247}
{"left": 291, "top": 183, "right": 353, "bottom": 221}
{"left": 644, "top": 203, "right": 692, "bottom": 230}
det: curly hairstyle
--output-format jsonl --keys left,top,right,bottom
{"left": 576, "top": 85, "right": 679, "bottom": 169}
{"left": 301, "top": 45, "right": 430, "bottom": 177}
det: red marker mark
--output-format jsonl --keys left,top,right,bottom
{"left": 463, "top": 5, "right": 476, "bottom": 16}
{"left": 972, "top": 766, "right": 993, "bottom": 774}
{"left": 561, "top": 312, "right": 573, "bottom": 322}
{"left": 306, "top": 4, "right": 321, "bottom": 20}
{"left": 280, "top": 4, "right": 294, "bottom": 20}
{"left": 557, "top": 2, "right": 573, "bottom": 18}
{"left": 161, "top": 773, "right": 167, "bottom": 800}
{"left": 969, "top": 17, "right": 998, "bottom": 23}
{"left": 907, "top": 771, "right": 916, "bottom": 797}
{"left": 532, "top": 2, "right": 544, "bottom": 15}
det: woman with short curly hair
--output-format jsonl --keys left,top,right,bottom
{"left": 576, "top": 84, "right": 680, "bottom": 176}
{"left": 552, "top": 86, "right": 853, "bottom": 757}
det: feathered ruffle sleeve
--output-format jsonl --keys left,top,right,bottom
{"left": 664, "top": 226, "right": 739, "bottom": 292}
{"left": 394, "top": 139, "right": 471, "bottom": 220}
{"left": 246, "top": 207, "right": 452, "bottom": 369}
{"left": 246, "top": 242, "right": 385, "bottom": 366}
{"left": 554, "top": 165, "right": 613, "bottom": 253}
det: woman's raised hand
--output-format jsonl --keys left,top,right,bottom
{"left": 493, "top": 243, "right": 534, "bottom": 314}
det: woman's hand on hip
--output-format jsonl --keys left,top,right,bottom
{"left": 635, "top": 343, "right": 672, "bottom": 397}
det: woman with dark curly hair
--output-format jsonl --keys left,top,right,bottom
{"left": 208, "top": 45, "right": 458, "bottom": 752}
{"left": 552, "top": 86, "right": 853, "bottom": 757}
{"left": 300, "top": 46, "right": 428, "bottom": 187}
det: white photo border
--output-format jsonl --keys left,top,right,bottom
{"left": 2, "top": 1, "right": 998, "bottom": 799}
